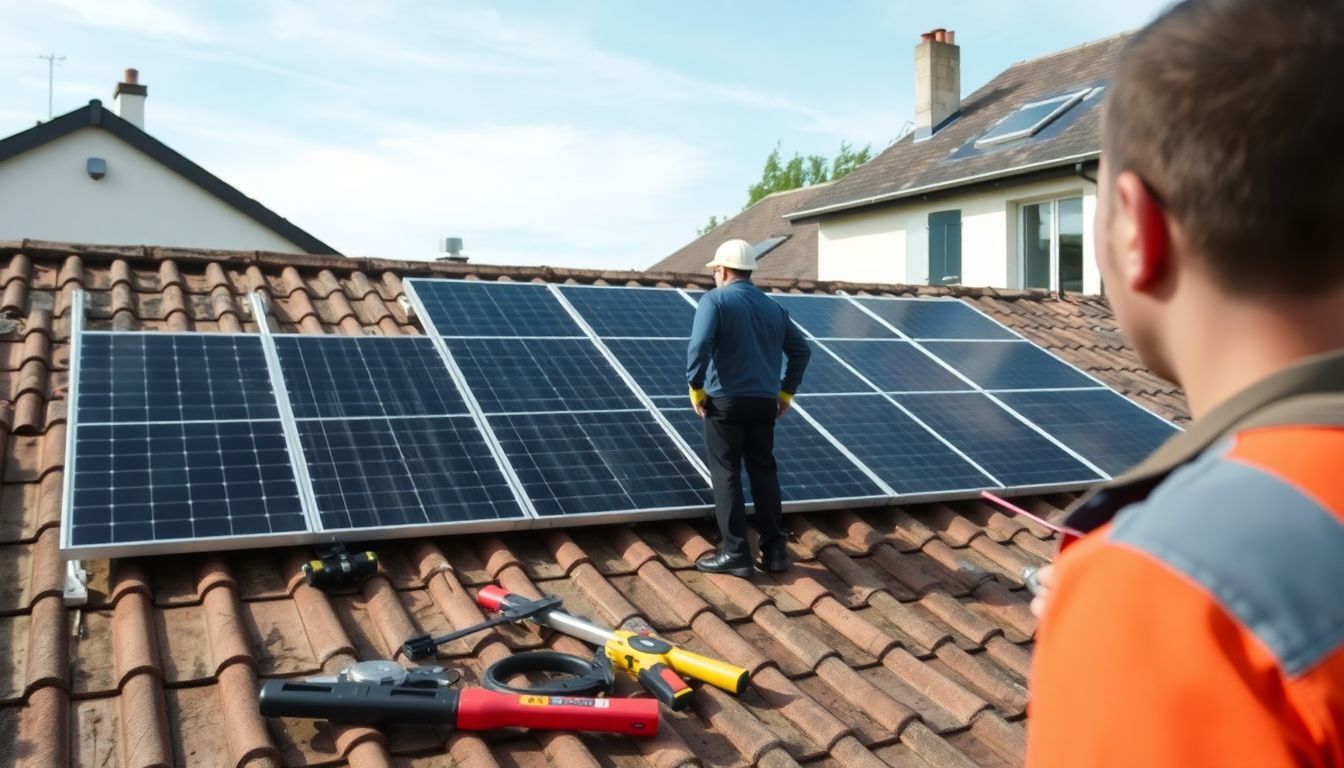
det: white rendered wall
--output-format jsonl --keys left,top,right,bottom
{"left": 817, "top": 175, "right": 1100, "bottom": 293}
{"left": 0, "top": 127, "right": 308, "bottom": 253}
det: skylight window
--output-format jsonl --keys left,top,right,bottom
{"left": 975, "top": 89, "right": 1091, "bottom": 147}
{"left": 752, "top": 236, "right": 789, "bottom": 260}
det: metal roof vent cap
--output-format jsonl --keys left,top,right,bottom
{"left": 437, "top": 237, "right": 468, "bottom": 263}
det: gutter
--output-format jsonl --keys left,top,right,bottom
{"left": 785, "top": 151, "right": 1101, "bottom": 220}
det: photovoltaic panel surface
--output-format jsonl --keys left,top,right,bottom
{"left": 659, "top": 407, "right": 885, "bottom": 502}
{"left": 995, "top": 389, "right": 1179, "bottom": 476}
{"left": 559, "top": 286, "right": 697, "bottom": 338}
{"left": 488, "top": 410, "right": 711, "bottom": 516}
{"left": 854, "top": 297, "right": 1018, "bottom": 340}
{"left": 800, "top": 394, "right": 995, "bottom": 493}
{"left": 789, "top": 341, "right": 871, "bottom": 394}
{"left": 605, "top": 338, "right": 689, "bottom": 399}
{"left": 770, "top": 294, "right": 897, "bottom": 339}
{"left": 69, "top": 420, "right": 307, "bottom": 546}
{"left": 77, "top": 334, "right": 278, "bottom": 423}
{"left": 410, "top": 280, "right": 583, "bottom": 337}
{"left": 893, "top": 392, "right": 1104, "bottom": 486}
{"left": 297, "top": 416, "right": 522, "bottom": 530}
{"left": 275, "top": 336, "right": 467, "bottom": 419}
{"left": 823, "top": 340, "right": 973, "bottom": 393}
{"left": 447, "top": 337, "right": 643, "bottom": 413}
{"left": 920, "top": 341, "right": 1098, "bottom": 390}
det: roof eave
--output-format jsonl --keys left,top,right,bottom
{"left": 786, "top": 151, "right": 1102, "bottom": 221}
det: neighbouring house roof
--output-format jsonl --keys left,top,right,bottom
{"left": 650, "top": 185, "right": 833, "bottom": 281}
{"left": 0, "top": 239, "right": 1187, "bottom": 768}
{"left": 0, "top": 101, "right": 341, "bottom": 256}
{"left": 789, "top": 34, "right": 1131, "bottom": 221}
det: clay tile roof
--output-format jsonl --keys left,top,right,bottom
{"left": 0, "top": 238, "right": 1188, "bottom": 767}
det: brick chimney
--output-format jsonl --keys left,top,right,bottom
{"left": 113, "top": 68, "right": 147, "bottom": 130}
{"left": 914, "top": 29, "right": 959, "bottom": 140}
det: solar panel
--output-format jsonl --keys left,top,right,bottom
{"left": 920, "top": 341, "right": 1098, "bottom": 390}
{"left": 77, "top": 334, "right": 278, "bottom": 423}
{"left": 66, "top": 332, "right": 312, "bottom": 556}
{"left": 297, "top": 416, "right": 523, "bottom": 530}
{"left": 995, "top": 389, "right": 1179, "bottom": 476}
{"left": 800, "top": 394, "right": 995, "bottom": 493}
{"left": 770, "top": 294, "right": 898, "bottom": 339}
{"left": 447, "top": 337, "right": 643, "bottom": 413}
{"left": 893, "top": 392, "right": 1104, "bottom": 486}
{"left": 275, "top": 336, "right": 468, "bottom": 419}
{"left": 68, "top": 418, "right": 307, "bottom": 547}
{"left": 558, "top": 286, "right": 696, "bottom": 338}
{"left": 852, "top": 297, "right": 1018, "bottom": 340}
{"left": 823, "top": 340, "right": 973, "bottom": 393}
{"left": 409, "top": 279, "right": 583, "bottom": 337}
{"left": 659, "top": 407, "right": 886, "bottom": 502}
{"left": 488, "top": 410, "right": 711, "bottom": 517}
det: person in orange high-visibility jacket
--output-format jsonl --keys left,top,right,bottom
{"left": 1025, "top": 1, "right": 1344, "bottom": 766}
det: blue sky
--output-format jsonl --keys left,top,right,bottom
{"left": 0, "top": 1, "right": 1171, "bottom": 270}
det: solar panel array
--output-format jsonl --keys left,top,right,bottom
{"left": 62, "top": 281, "right": 1179, "bottom": 557}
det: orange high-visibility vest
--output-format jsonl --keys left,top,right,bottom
{"left": 1027, "top": 351, "right": 1344, "bottom": 767}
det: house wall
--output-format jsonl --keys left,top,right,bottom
{"left": 0, "top": 128, "right": 306, "bottom": 253}
{"left": 817, "top": 175, "right": 1101, "bottom": 293}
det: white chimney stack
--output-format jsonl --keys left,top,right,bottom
{"left": 914, "top": 29, "right": 959, "bottom": 140}
{"left": 113, "top": 68, "right": 147, "bottom": 130}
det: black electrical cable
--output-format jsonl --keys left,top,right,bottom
{"left": 482, "top": 651, "right": 615, "bottom": 697}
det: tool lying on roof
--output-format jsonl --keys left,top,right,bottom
{"left": 302, "top": 542, "right": 379, "bottom": 589}
{"left": 473, "top": 586, "right": 750, "bottom": 711}
{"left": 258, "top": 660, "right": 658, "bottom": 736}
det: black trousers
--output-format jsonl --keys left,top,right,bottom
{"left": 702, "top": 396, "right": 785, "bottom": 558}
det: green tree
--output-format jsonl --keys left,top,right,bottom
{"left": 744, "top": 140, "right": 873, "bottom": 207}
{"left": 696, "top": 214, "right": 725, "bottom": 237}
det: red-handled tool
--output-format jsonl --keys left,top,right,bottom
{"left": 258, "top": 660, "right": 658, "bottom": 737}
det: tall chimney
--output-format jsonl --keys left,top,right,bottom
{"left": 113, "top": 68, "right": 147, "bottom": 130}
{"left": 914, "top": 30, "right": 959, "bottom": 140}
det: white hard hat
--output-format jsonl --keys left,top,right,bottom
{"left": 706, "top": 239, "right": 756, "bottom": 271}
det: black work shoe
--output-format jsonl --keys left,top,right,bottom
{"left": 757, "top": 542, "right": 790, "bottom": 573}
{"left": 696, "top": 550, "right": 754, "bottom": 578}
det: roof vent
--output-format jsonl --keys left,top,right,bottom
{"left": 437, "top": 237, "right": 468, "bottom": 263}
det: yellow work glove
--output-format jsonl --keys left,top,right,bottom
{"left": 777, "top": 391, "right": 794, "bottom": 416}
{"left": 689, "top": 387, "right": 708, "bottom": 416}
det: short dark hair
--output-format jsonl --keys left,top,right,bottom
{"left": 724, "top": 267, "right": 753, "bottom": 279}
{"left": 1104, "top": 0, "right": 1344, "bottom": 295}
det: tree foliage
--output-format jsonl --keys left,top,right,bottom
{"left": 745, "top": 140, "right": 873, "bottom": 207}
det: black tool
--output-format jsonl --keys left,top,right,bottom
{"left": 302, "top": 543, "right": 379, "bottom": 589}
{"left": 482, "top": 651, "right": 615, "bottom": 697}
{"left": 402, "top": 593, "right": 563, "bottom": 660}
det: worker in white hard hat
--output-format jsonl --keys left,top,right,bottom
{"left": 687, "top": 239, "right": 810, "bottom": 577}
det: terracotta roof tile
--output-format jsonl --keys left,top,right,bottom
{"left": 0, "top": 239, "right": 1197, "bottom": 767}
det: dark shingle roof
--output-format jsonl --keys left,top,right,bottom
{"left": 0, "top": 238, "right": 1187, "bottom": 768}
{"left": 650, "top": 185, "right": 833, "bottom": 280}
{"left": 791, "top": 34, "right": 1131, "bottom": 220}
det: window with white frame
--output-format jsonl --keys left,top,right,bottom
{"left": 1021, "top": 196, "right": 1083, "bottom": 293}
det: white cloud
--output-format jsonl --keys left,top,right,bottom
{"left": 40, "top": 0, "right": 216, "bottom": 43}
{"left": 218, "top": 123, "right": 712, "bottom": 268}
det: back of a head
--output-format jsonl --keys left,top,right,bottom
{"left": 1105, "top": 0, "right": 1344, "bottom": 296}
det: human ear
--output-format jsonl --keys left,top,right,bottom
{"left": 1112, "top": 170, "right": 1170, "bottom": 292}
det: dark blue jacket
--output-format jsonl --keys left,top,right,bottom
{"left": 686, "top": 280, "right": 810, "bottom": 398}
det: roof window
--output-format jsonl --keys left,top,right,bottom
{"left": 975, "top": 88, "right": 1092, "bottom": 147}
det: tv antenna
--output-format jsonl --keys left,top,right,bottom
{"left": 36, "top": 54, "right": 66, "bottom": 120}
